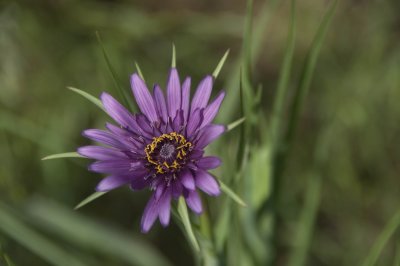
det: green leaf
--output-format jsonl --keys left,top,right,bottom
{"left": 67, "top": 87, "right": 105, "bottom": 111}
{"left": 95, "top": 31, "right": 136, "bottom": 112}
{"left": 42, "top": 152, "right": 83, "bottom": 160}
{"left": 227, "top": 117, "right": 246, "bottom": 132}
{"left": 212, "top": 49, "right": 230, "bottom": 79}
{"left": 3, "top": 254, "right": 15, "bottom": 266}
{"left": 74, "top": 191, "right": 107, "bottom": 210}
{"left": 362, "top": 209, "right": 400, "bottom": 266}
{"left": 285, "top": 0, "right": 338, "bottom": 147}
{"left": 270, "top": 0, "right": 296, "bottom": 149}
{"left": 135, "top": 61, "right": 145, "bottom": 81}
{"left": 171, "top": 43, "right": 176, "bottom": 68}
{"left": 219, "top": 0, "right": 279, "bottom": 120}
{"left": 287, "top": 124, "right": 336, "bottom": 266}
{"left": 288, "top": 172, "right": 321, "bottom": 266}
{"left": 0, "top": 203, "right": 87, "bottom": 266}
{"left": 393, "top": 241, "right": 400, "bottom": 266}
{"left": 219, "top": 180, "right": 247, "bottom": 207}
{"left": 27, "top": 199, "right": 172, "bottom": 266}
{"left": 177, "top": 197, "right": 200, "bottom": 252}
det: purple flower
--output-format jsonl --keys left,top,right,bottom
{"left": 78, "top": 68, "right": 225, "bottom": 232}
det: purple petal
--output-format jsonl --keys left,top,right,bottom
{"left": 195, "top": 169, "right": 220, "bottom": 196}
{"left": 141, "top": 194, "right": 159, "bottom": 233}
{"left": 158, "top": 188, "right": 172, "bottom": 226}
{"left": 89, "top": 160, "right": 142, "bottom": 174}
{"left": 201, "top": 91, "right": 225, "bottom": 127}
{"left": 172, "top": 181, "right": 183, "bottom": 199}
{"left": 190, "top": 149, "right": 204, "bottom": 160}
{"left": 186, "top": 109, "right": 203, "bottom": 137}
{"left": 153, "top": 85, "right": 168, "bottom": 123}
{"left": 172, "top": 110, "right": 184, "bottom": 131}
{"left": 78, "top": 146, "right": 127, "bottom": 160}
{"left": 167, "top": 68, "right": 181, "bottom": 118}
{"left": 190, "top": 75, "right": 213, "bottom": 114}
{"left": 180, "top": 170, "right": 195, "bottom": 190}
{"left": 96, "top": 175, "right": 130, "bottom": 191}
{"left": 105, "top": 123, "right": 130, "bottom": 137}
{"left": 195, "top": 124, "right": 225, "bottom": 149}
{"left": 105, "top": 123, "right": 144, "bottom": 150}
{"left": 196, "top": 156, "right": 222, "bottom": 170}
{"left": 181, "top": 77, "right": 191, "bottom": 121}
{"left": 130, "top": 176, "right": 150, "bottom": 191}
{"left": 83, "top": 129, "right": 126, "bottom": 150}
{"left": 130, "top": 74, "right": 158, "bottom": 122}
{"left": 135, "top": 114, "right": 153, "bottom": 137}
{"left": 185, "top": 190, "right": 202, "bottom": 214}
{"left": 101, "top": 92, "right": 136, "bottom": 128}
{"left": 155, "top": 183, "right": 165, "bottom": 201}
{"left": 186, "top": 162, "right": 198, "bottom": 171}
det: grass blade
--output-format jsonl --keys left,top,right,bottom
{"left": 177, "top": 197, "right": 200, "bottom": 252}
{"left": 0, "top": 203, "right": 87, "bottom": 266}
{"left": 220, "top": 0, "right": 279, "bottom": 120}
{"left": 287, "top": 126, "right": 333, "bottom": 266}
{"left": 3, "top": 254, "right": 15, "bottom": 266}
{"left": 288, "top": 172, "right": 321, "bottom": 266}
{"left": 95, "top": 31, "right": 136, "bottom": 112}
{"left": 42, "top": 152, "right": 83, "bottom": 160}
{"left": 393, "top": 240, "right": 400, "bottom": 266}
{"left": 285, "top": 0, "right": 338, "bottom": 147}
{"left": 262, "top": 0, "right": 338, "bottom": 222}
{"left": 219, "top": 180, "right": 247, "bottom": 207}
{"left": 67, "top": 87, "right": 104, "bottom": 111}
{"left": 27, "top": 199, "right": 172, "bottom": 266}
{"left": 135, "top": 61, "right": 145, "bottom": 81}
{"left": 362, "top": 209, "right": 400, "bottom": 266}
{"left": 266, "top": 0, "right": 297, "bottom": 262}
{"left": 74, "top": 191, "right": 107, "bottom": 210}
{"left": 212, "top": 49, "right": 230, "bottom": 79}
{"left": 171, "top": 43, "right": 176, "bottom": 68}
{"left": 270, "top": 0, "right": 296, "bottom": 148}
{"left": 227, "top": 117, "right": 246, "bottom": 132}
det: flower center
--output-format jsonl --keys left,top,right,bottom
{"left": 159, "top": 143, "right": 175, "bottom": 159}
{"left": 144, "top": 132, "right": 192, "bottom": 174}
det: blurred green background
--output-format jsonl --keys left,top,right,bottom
{"left": 1, "top": 0, "right": 399, "bottom": 265}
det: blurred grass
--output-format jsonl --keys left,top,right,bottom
{"left": 1, "top": 0, "right": 400, "bottom": 265}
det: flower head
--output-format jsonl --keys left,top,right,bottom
{"left": 78, "top": 68, "right": 225, "bottom": 232}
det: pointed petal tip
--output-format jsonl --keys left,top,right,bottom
{"left": 140, "top": 225, "right": 151, "bottom": 234}
{"left": 130, "top": 73, "right": 158, "bottom": 122}
{"left": 186, "top": 190, "right": 203, "bottom": 214}
{"left": 140, "top": 195, "right": 159, "bottom": 234}
{"left": 195, "top": 170, "right": 221, "bottom": 196}
{"left": 130, "top": 72, "right": 143, "bottom": 81}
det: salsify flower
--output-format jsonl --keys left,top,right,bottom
{"left": 78, "top": 68, "right": 225, "bottom": 232}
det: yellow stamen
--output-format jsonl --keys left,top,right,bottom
{"left": 144, "top": 132, "right": 192, "bottom": 174}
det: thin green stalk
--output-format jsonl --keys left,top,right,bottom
{"left": 42, "top": 152, "right": 83, "bottom": 160}
{"left": 96, "top": 31, "right": 137, "bottom": 112}
{"left": 287, "top": 172, "right": 321, "bottom": 266}
{"left": 263, "top": 2, "right": 337, "bottom": 265}
{"left": 264, "top": 0, "right": 297, "bottom": 263}
{"left": 287, "top": 124, "right": 334, "bottom": 266}
{"left": 220, "top": 0, "right": 280, "bottom": 120}
{"left": 242, "top": 0, "right": 253, "bottom": 80}
{"left": 284, "top": 0, "right": 338, "bottom": 148}
{"left": 270, "top": 0, "right": 297, "bottom": 152}
{"left": 362, "top": 209, "right": 400, "bottom": 266}
{"left": 0, "top": 204, "right": 87, "bottom": 266}
{"left": 393, "top": 239, "right": 400, "bottom": 266}
{"left": 27, "top": 199, "right": 172, "bottom": 266}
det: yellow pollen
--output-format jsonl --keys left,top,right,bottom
{"left": 144, "top": 132, "right": 192, "bottom": 174}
